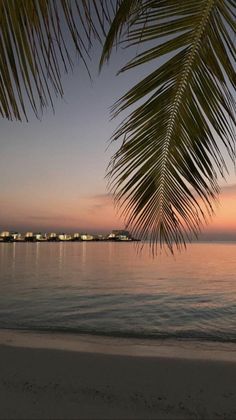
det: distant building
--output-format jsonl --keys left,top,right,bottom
{"left": 47, "top": 233, "right": 58, "bottom": 241}
{"left": 0, "top": 231, "right": 10, "bottom": 238}
{"left": 80, "top": 234, "right": 94, "bottom": 241}
{"left": 108, "top": 230, "right": 132, "bottom": 241}
{"left": 34, "top": 233, "right": 43, "bottom": 241}
{"left": 58, "top": 233, "right": 72, "bottom": 241}
{"left": 25, "top": 232, "right": 33, "bottom": 238}
{"left": 11, "top": 232, "right": 22, "bottom": 241}
{"left": 94, "top": 234, "right": 105, "bottom": 241}
{"left": 0, "top": 229, "right": 136, "bottom": 243}
{"left": 72, "top": 233, "right": 81, "bottom": 241}
{"left": 25, "top": 232, "right": 35, "bottom": 242}
{"left": 0, "top": 231, "right": 14, "bottom": 242}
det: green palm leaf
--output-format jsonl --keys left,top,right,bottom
{"left": 102, "top": 0, "right": 236, "bottom": 252}
{"left": 0, "top": 0, "right": 116, "bottom": 121}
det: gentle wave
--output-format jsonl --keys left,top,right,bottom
{"left": 1, "top": 325, "right": 236, "bottom": 344}
{"left": 0, "top": 242, "right": 236, "bottom": 344}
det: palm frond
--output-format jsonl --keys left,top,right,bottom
{"left": 103, "top": 0, "right": 236, "bottom": 252}
{"left": 0, "top": 0, "right": 116, "bottom": 121}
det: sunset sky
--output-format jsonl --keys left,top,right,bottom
{"left": 0, "top": 43, "right": 235, "bottom": 240}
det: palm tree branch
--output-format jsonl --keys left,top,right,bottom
{"left": 0, "top": 0, "right": 115, "bottom": 121}
{"left": 103, "top": 0, "right": 236, "bottom": 252}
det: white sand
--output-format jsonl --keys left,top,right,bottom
{"left": 0, "top": 329, "right": 236, "bottom": 419}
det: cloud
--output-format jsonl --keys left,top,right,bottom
{"left": 83, "top": 193, "right": 115, "bottom": 214}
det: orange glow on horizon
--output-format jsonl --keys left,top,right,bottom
{"left": 204, "top": 189, "right": 236, "bottom": 234}
{"left": 1, "top": 186, "right": 236, "bottom": 236}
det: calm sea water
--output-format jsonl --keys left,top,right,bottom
{"left": 0, "top": 242, "right": 235, "bottom": 343}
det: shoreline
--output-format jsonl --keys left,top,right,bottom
{"left": 1, "top": 328, "right": 236, "bottom": 362}
{"left": 0, "top": 329, "right": 236, "bottom": 419}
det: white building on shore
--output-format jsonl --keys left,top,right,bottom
{"left": 108, "top": 230, "right": 132, "bottom": 241}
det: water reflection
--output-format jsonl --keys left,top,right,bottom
{"left": 0, "top": 242, "right": 236, "bottom": 342}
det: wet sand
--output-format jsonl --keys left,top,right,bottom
{"left": 0, "top": 329, "right": 236, "bottom": 419}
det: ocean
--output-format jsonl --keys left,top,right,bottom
{"left": 0, "top": 242, "right": 235, "bottom": 343}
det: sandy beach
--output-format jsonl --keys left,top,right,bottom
{"left": 0, "top": 330, "right": 236, "bottom": 419}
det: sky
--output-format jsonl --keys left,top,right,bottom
{"left": 0, "top": 34, "right": 235, "bottom": 239}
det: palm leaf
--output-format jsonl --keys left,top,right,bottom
{"left": 0, "top": 0, "right": 117, "bottom": 121}
{"left": 102, "top": 0, "right": 236, "bottom": 252}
